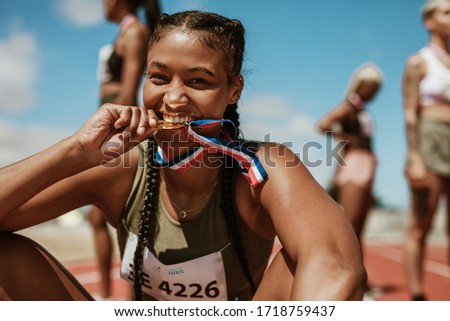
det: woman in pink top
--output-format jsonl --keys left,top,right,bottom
{"left": 317, "top": 63, "right": 383, "bottom": 244}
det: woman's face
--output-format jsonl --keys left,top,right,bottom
{"left": 357, "top": 81, "right": 380, "bottom": 103}
{"left": 143, "top": 30, "right": 241, "bottom": 127}
{"left": 103, "top": 0, "right": 117, "bottom": 22}
{"left": 426, "top": 0, "right": 450, "bottom": 37}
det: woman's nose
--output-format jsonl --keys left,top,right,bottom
{"left": 163, "top": 82, "right": 188, "bottom": 108}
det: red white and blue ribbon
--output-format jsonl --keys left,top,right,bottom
{"left": 155, "top": 119, "right": 268, "bottom": 187}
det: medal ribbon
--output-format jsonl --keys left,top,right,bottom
{"left": 155, "top": 119, "right": 268, "bottom": 187}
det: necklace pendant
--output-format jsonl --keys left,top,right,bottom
{"left": 179, "top": 210, "right": 187, "bottom": 219}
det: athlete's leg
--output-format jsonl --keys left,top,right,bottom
{"left": 445, "top": 178, "right": 450, "bottom": 271}
{"left": 0, "top": 287, "right": 12, "bottom": 300}
{"left": 253, "top": 249, "right": 294, "bottom": 300}
{"left": 88, "top": 205, "right": 113, "bottom": 299}
{"left": 0, "top": 232, "right": 92, "bottom": 300}
{"left": 338, "top": 182, "right": 373, "bottom": 242}
{"left": 404, "top": 172, "right": 443, "bottom": 300}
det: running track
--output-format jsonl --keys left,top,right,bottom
{"left": 66, "top": 243, "right": 449, "bottom": 301}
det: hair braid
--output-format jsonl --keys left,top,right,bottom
{"left": 223, "top": 103, "right": 241, "bottom": 139}
{"left": 132, "top": 138, "right": 160, "bottom": 300}
{"left": 220, "top": 159, "right": 257, "bottom": 295}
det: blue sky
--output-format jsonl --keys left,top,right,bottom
{"left": 0, "top": 0, "right": 429, "bottom": 209}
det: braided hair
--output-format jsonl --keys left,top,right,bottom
{"left": 132, "top": 10, "right": 256, "bottom": 300}
{"left": 132, "top": 137, "right": 160, "bottom": 300}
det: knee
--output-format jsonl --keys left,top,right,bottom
{"left": 408, "top": 224, "right": 430, "bottom": 243}
{"left": 0, "top": 232, "right": 39, "bottom": 264}
{"left": 88, "top": 210, "right": 107, "bottom": 229}
{"left": 0, "top": 232, "right": 35, "bottom": 253}
{"left": 0, "top": 232, "right": 41, "bottom": 293}
{"left": 0, "top": 287, "right": 11, "bottom": 301}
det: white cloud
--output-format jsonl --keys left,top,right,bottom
{"left": 239, "top": 93, "right": 336, "bottom": 187}
{"left": 0, "top": 119, "right": 71, "bottom": 167}
{"left": 55, "top": 0, "right": 103, "bottom": 27}
{"left": 0, "top": 30, "right": 39, "bottom": 112}
{"left": 240, "top": 93, "right": 319, "bottom": 142}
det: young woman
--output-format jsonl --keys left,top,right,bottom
{"left": 92, "top": 0, "right": 160, "bottom": 299}
{"left": 0, "top": 11, "right": 366, "bottom": 301}
{"left": 402, "top": 0, "right": 450, "bottom": 301}
{"left": 316, "top": 63, "right": 383, "bottom": 243}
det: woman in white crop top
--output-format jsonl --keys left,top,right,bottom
{"left": 402, "top": 0, "right": 450, "bottom": 301}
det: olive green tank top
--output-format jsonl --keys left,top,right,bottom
{"left": 116, "top": 141, "right": 274, "bottom": 300}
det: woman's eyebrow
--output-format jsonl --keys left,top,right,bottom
{"left": 148, "top": 61, "right": 167, "bottom": 69}
{"left": 188, "top": 67, "right": 215, "bottom": 77}
{"left": 148, "top": 61, "right": 215, "bottom": 77}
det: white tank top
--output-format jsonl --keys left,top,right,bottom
{"left": 419, "top": 47, "right": 450, "bottom": 106}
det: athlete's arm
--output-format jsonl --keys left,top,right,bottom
{"left": 402, "top": 55, "right": 427, "bottom": 185}
{"left": 0, "top": 104, "right": 158, "bottom": 230}
{"left": 255, "top": 143, "right": 366, "bottom": 300}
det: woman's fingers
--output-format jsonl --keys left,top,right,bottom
{"left": 112, "top": 105, "right": 158, "bottom": 135}
{"left": 137, "top": 107, "right": 157, "bottom": 135}
{"left": 77, "top": 104, "right": 160, "bottom": 162}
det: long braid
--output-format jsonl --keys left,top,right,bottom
{"left": 221, "top": 83, "right": 256, "bottom": 294}
{"left": 223, "top": 103, "right": 240, "bottom": 139}
{"left": 132, "top": 138, "right": 160, "bottom": 300}
{"left": 220, "top": 158, "right": 257, "bottom": 295}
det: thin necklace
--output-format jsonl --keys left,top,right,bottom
{"left": 160, "top": 170, "right": 219, "bottom": 220}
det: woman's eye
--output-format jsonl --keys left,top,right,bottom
{"left": 147, "top": 73, "right": 168, "bottom": 83}
{"left": 190, "top": 78, "right": 208, "bottom": 85}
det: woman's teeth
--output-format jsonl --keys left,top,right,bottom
{"left": 163, "top": 115, "right": 191, "bottom": 124}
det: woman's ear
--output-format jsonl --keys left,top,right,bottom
{"left": 229, "top": 75, "right": 244, "bottom": 104}
{"left": 423, "top": 15, "right": 435, "bottom": 32}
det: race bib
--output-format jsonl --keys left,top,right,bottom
{"left": 121, "top": 232, "right": 228, "bottom": 301}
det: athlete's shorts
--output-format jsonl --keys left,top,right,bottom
{"left": 335, "top": 149, "right": 377, "bottom": 187}
{"left": 419, "top": 118, "right": 450, "bottom": 178}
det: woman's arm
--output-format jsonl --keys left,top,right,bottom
{"left": 402, "top": 54, "right": 427, "bottom": 186}
{"left": 115, "top": 24, "right": 149, "bottom": 105}
{"left": 0, "top": 104, "right": 158, "bottom": 229}
{"left": 316, "top": 101, "right": 357, "bottom": 147}
{"left": 256, "top": 143, "right": 366, "bottom": 300}
{"left": 316, "top": 101, "right": 349, "bottom": 133}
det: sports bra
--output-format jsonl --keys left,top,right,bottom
{"left": 341, "top": 110, "right": 373, "bottom": 151}
{"left": 419, "top": 47, "right": 450, "bottom": 106}
{"left": 107, "top": 49, "right": 123, "bottom": 83}
{"left": 96, "top": 45, "right": 123, "bottom": 84}
{"left": 96, "top": 15, "right": 138, "bottom": 84}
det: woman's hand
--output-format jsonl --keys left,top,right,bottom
{"left": 73, "top": 103, "right": 159, "bottom": 165}
{"left": 404, "top": 152, "right": 428, "bottom": 188}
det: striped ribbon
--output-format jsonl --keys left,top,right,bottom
{"left": 155, "top": 119, "right": 268, "bottom": 187}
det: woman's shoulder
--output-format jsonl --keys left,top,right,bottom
{"left": 124, "top": 20, "right": 149, "bottom": 39}
{"left": 406, "top": 51, "right": 426, "bottom": 69}
{"left": 253, "top": 141, "right": 303, "bottom": 173}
